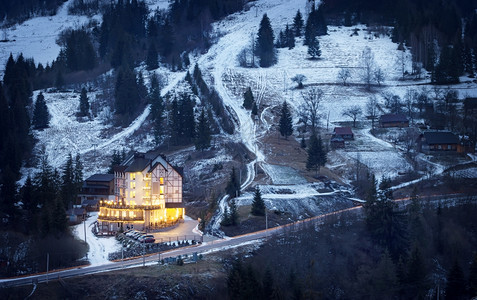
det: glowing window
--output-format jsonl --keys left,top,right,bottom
{"left": 131, "top": 191, "right": 136, "bottom": 198}
{"left": 130, "top": 182, "right": 136, "bottom": 189}
{"left": 160, "top": 177, "right": 164, "bottom": 184}
{"left": 160, "top": 186, "right": 164, "bottom": 194}
{"left": 130, "top": 173, "right": 136, "bottom": 180}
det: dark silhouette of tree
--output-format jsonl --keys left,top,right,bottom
{"left": 146, "top": 42, "right": 159, "bottom": 70}
{"left": 285, "top": 24, "right": 295, "bottom": 49}
{"left": 304, "top": 5, "right": 327, "bottom": 45}
{"left": 445, "top": 261, "right": 467, "bottom": 300}
{"left": 306, "top": 134, "right": 326, "bottom": 174}
{"left": 469, "top": 254, "right": 477, "bottom": 296}
{"left": 229, "top": 199, "right": 238, "bottom": 226}
{"left": 32, "top": 92, "right": 50, "bottom": 129}
{"left": 79, "top": 87, "right": 89, "bottom": 117}
{"left": 342, "top": 105, "right": 362, "bottom": 127}
{"left": 307, "top": 36, "right": 321, "bottom": 59}
{"left": 108, "top": 150, "right": 123, "bottom": 174}
{"left": 195, "top": 108, "right": 211, "bottom": 151}
{"left": 251, "top": 102, "right": 258, "bottom": 116}
{"left": 251, "top": 186, "right": 265, "bottom": 216}
{"left": 64, "top": 29, "right": 97, "bottom": 71}
{"left": 293, "top": 10, "right": 304, "bottom": 37}
{"left": 243, "top": 87, "right": 254, "bottom": 109}
{"left": 256, "top": 14, "right": 276, "bottom": 67}
{"left": 226, "top": 167, "right": 240, "bottom": 198}
{"left": 279, "top": 101, "right": 293, "bottom": 139}
{"left": 149, "top": 76, "right": 164, "bottom": 145}
{"left": 61, "top": 153, "right": 76, "bottom": 208}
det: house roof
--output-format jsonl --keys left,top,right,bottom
{"left": 124, "top": 156, "right": 150, "bottom": 172}
{"left": 82, "top": 199, "right": 99, "bottom": 206}
{"left": 423, "top": 131, "right": 459, "bottom": 145}
{"left": 380, "top": 113, "right": 408, "bottom": 123}
{"left": 86, "top": 174, "right": 114, "bottom": 182}
{"left": 334, "top": 127, "right": 353, "bottom": 135}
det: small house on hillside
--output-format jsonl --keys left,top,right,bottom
{"left": 333, "top": 127, "right": 354, "bottom": 140}
{"left": 379, "top": 114, "right": 409, "bottom": 128}
{"left": 419, "top": 131, "right": 459, "bottom": 153}
{"left": 78, "top": 174, "right": 115, "bottom": 210}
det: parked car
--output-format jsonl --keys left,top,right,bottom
{"left": 138, "top": 235, "right": 154, "bottom": 243}
{"left": 144, "top": 237, "right": 155, "bottom": 243}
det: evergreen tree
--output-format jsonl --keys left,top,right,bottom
{"left": 406, "top": 245, "right": 427, "bottom": 298}
{"left": 279, "top": 101, "right": 293, "bottom": 139}
{"left": 256, "top": 14, "right": 276, "bottom": 67}
{"left": 149, "top": 80, "right": 164, "bottom": 145}
{"left": 52, "top": 196, "right": 67, "bottom": 236}
{"left": 304, "top": 6, "right": 327, "bottom": 45}
{"left": 146, "top": 42, "right": 159, "bottom": 70}
{"left": 74, "top": 154, "right": 83, "bottom": 201}
{"left": 293, "top": 10, "right": 304, "bottom": 37}
{"left": 307, "top": 36, "right": 321, "bottom": 59}
{"left": 243, "top": 87, "right": 254, "bottom": 109}
{"left": 469, "top": 254, "right": 477, "bottom": 296}
{"left": 32, "top": 92, "right": 50, "bottom": 129}
{"left": 61, "top": 153, "right": 76, "bottom": 208}
{"left": 79, "top": 87, "right": 89, "bottom": 117}
{"left": 306, "top": 134, "right": 326, "bottom": 174}
{"left": 251, "top": 186, "right": 265, "bottom": 216}
{"left": 285, "top": 24, "right": 295, "bottom": 49}
{"left": 221, "top": 206, "right": 231, "bottom": 226}
{"left": 64, "top": 29, "right": 97, "bottom": 71}
{"left": 108, "top": 150, "right": 122, "bottom": 174}
{"left": 114, "top": 67, "right": 141, "bottom": 120}
{"left": 195, "top": 108, "right": 211, "bottom": 151}
{"left": 445, "top": 261, "right": 467, "bottom": 300}
{"left": 226, "top": 167, "right": 240, "bottom": 198}
{"left": 229, "top": 198, "right": 238, "bottom": 226}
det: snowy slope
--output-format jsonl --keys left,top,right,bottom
{"left": 0, "top": 0, "right": 101, "bottom": 75}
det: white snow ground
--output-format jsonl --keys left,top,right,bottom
{"left": 72, "top": 212, "right": 121, "bottom": 266}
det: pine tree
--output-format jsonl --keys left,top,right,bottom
{"left": 285, "top": 24, "right": 295, "bottom": 49}
{"left": 304, "top": 6, "right": 327, "bottom": 45}
{"left": 229, "top": 198, "right": 238, "bottom": 225}
{"left": 279, "top": 101, "right": 293, "bottom": 139}
{"left": 108, "top": 150, "right": 122, "bottom": 174}
{"left": 307, "top": 36, "right": 321, "bottom": 59}
{"left": 195, "top": 108, "right": 211, "bottom": 151}
{"left": 445, "top": 261, "right": 467, "bottom": 300}
{"left": 469, "top": 254, "right": 477, "bottom": 296}
{"left": 306, "top": 134, "right": 326, "bottom": 174}
{"left": 256, "top": 14, "right": 276, "bottom": 67}
{"left": 251, "top": 186, "right": 265, "bottom": 216}
{"left": 146, "top": 42, "right": 159, "bottom": 70}
{"left": 293, "top": 10, "right": 304, "bottom": 37}
{"left": 79, "top": 87, "right": 89, "bottom": 117}
{"left": 33, "top": 92, "right": 50, "bottom": 129}
{"left": 300, "top": 136, "right": 306, "bottom": 148}
{"left": 74, "top": 154, "right": 83, "bottom": 201}
{"left": 406, "top": 245, "right": 427, "bottom": 298}
{"left": 226, "top": 167, "right": 240, "bottom": 198}
{"left": 149, "top": 80, "right": 164, "bottom": 145}
{"left": 61, "top": 153, "right": 76, "bottom": 208}
{"left": 243, "top": 87, "right": 254, "bottom": 109}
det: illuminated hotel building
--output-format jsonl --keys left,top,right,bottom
{"left": 97, "top": 152, "right": 184, "bottom": 233}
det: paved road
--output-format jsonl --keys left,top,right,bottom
{"left": 1, "top": 193, "right": 474, "bottom": 288}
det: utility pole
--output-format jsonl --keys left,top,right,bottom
{"left": 142, "top": 241, "right": 145, "bottom": 267}
{"left": 83, "top": 214, "right": 87, "bottom": 243}
{"left": 46, "top": 253, "right": 49, "bottom": 284}
{"left": 265, "top": 209, "right": 268, "bottom": 232}
{"left": 121, "top": 245, "right": 124, "bottom": 269}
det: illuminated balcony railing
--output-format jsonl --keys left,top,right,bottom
{"left": 99, "top": 201, "right": 163, "bottom": 210}
{"left": 98, "top": 216, "right": 144, "bottom": 222}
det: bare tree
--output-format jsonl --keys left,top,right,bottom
{"left": 382, "top": 92, "right": 403, "bottom": 114}
{"left": 292, "top": 74, "right": 307, "bottom": 89}
{"left": 404, "top": 88, "right": 417, "bottom": 123}
{"left": 342, "top": 105, "right": 362, "bottom": 127}
{"left": 337, "top": 68, "right": 351, "bottom": 86}
{"left": 373, "top": 67, "right": 385, "bottom": 86}
{"left": 366, "top": 96, "right": 379, "bottom": 129}
{"left": 360, "top": 46, "right": 376, "bottom": 90}
{"left": 300, "top": 87, "right": 324, "bottom": 133}
{"left": 396, "top": 49, "right": 409, "bottom": 80}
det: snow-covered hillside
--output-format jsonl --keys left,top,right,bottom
{"left": 4, "top": 0, "right": 477, "bottom": 238}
